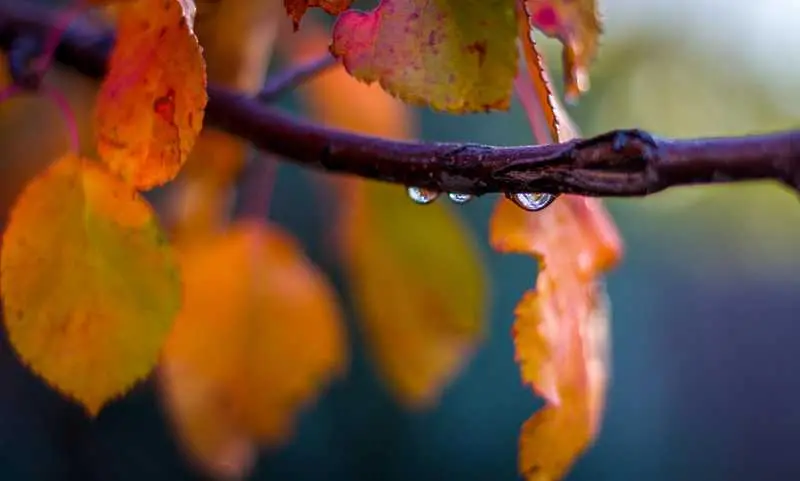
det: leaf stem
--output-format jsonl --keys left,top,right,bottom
{"left": 257, "top": 54, "right": 337, "bottom": 103}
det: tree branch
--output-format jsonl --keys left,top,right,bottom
{"left": 1, "top": 0, "right": 799, "bottom": 198}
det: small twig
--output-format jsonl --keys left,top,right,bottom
{"left": 257, "top": 54, "right": 337, "bottom": 102}
{"left": 235, "top": 153, "right": 279, "bottom": 220}
{"left": 1, "top": 1, "right": 799, "bottom": 199}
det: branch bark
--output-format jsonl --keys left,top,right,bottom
{"left": 1, "top": 0, "right": 799, "bottom": 197}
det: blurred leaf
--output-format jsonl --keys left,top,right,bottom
{"left": 95, "top": 0, "right": 207, "bottom": 190}
{"left": 161, "top": 221, "right": 346, "bottom": 479}
{"left": 0, "top": 153, "right": 180, "bottom": 415}
{"left": 292, "top": 26, "right": 487, "bottom": 406}
{"left": 330, "top": 0, "right": 518, "bottom": 113}
{"left": 522, "top": 0, "right": 600, "bottom": 100}
{"left": 167, "top": 0, "right": 281, "bottom": 242}
{"left": 342, "top": 182, "right": 486, "bottom": 406}
{"left": 284, "top": 0, "right": 353, "bottom": 29}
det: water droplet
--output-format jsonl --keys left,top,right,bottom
{"left": 508, "top": 192, "right": 556, "bottom": 211}
{"left": 447, "top": 192, "right": 473, "bottom": 204}
{"left": 407, "top": 186, "right": 439, "bottom": 204}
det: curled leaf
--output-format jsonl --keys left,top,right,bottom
{"left": 284, "top": 0, "right": 354, "bottom": 30}
{"left": 521, "top": 0, "right": 601, "bottom": 100}
{"left": 490, "top": 11, "right": 620, "bottom": 480}
{"left": 161, "top": 221, "right": 346, "bottom": 478}
{"left": 95, "top": 0, "right": 207, "bottom": 190}
{"left": 331, "top": 0, "right": 518, "bottom": 113}
{"left": 0, "top": 153, "right": 180, "bottom": 415}
{"left": 491, "top": 195, "right": 620, "bottom": 481}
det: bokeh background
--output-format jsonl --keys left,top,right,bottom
{"left": 1, "top": 0, "right": 800, "bottom": 480}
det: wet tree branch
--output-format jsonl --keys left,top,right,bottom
{"left": 1, "top": 0, "right": 799, "bottom": 197}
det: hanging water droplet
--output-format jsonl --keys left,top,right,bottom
{"left": 508, "top": 192, "right": 556, "bottom": 211}
{"left": 407, "top": 186, "right": 440, "bottom": 204}
{"left": 447, "top": 192, "right": 473, "bottom": 204}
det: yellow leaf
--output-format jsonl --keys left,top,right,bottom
{"left": 95, "top": 0, "right": 207, "bottom": 190}
{"left": 0, "top": 153, "right": 180, "bottom": 415}
{"left": 291, "top": 27, "right": 487, "bottom": 406}
{"left": 161, "top": 221, "right": 346, "bottom": 478}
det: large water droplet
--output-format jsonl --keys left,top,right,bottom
{"left": 509, "top": 192, "right": 556, "bottom": 211}
{"left": 407, "top": 186, "right": 439, "bottom": 204}
{"left": 447, "top": 192, "right": 473, "bottom": 204}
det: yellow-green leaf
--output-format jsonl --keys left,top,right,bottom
{"left": 330, "top": 0, "right": 518, "bottom": 113}
{"left": 340, "top": 182, "right": 486, "bottom": 406}
{"left": 0, "top": 153, "right": 180, "bottom": 415}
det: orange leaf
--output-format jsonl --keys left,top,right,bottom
{"left": 491, "top": 196, "right": 619, "bottom": 481}
{"left": 521, "top": 0, "right": 601, "bottom": 100}
{"left": 290, "top": 27, "right": 487, "bottom": 406}
{"left": 0, "top": 153, "right": 181, "bottom": 415}
{"left": 488, "top": 9, "right": 621, "bottom": 480}
{"left": 283, "top": 0, "right": 353, "bottom": 30}
{"left": 95, "top": 0, "right": 207, "bottom": 190}
{"left": 160, "top": 221, "right": 346, "bottom": 478}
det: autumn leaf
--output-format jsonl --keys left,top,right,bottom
{"left": 160, "top": 221, "right": 346, "bottom": 478}
{"left": 342, "top": 182, "right": 486, "bottom": 406}
{"left": 290, "top": 26, "right": 487, "bottom": 405}
{"left": 486, "top": 12, "right": 620, "bottom": 480}
{"left": 0, "top": 153, "right": 180, "bottom": 415}
{"left": 95, "top": 0, "right": 207, "bottom": 190}
{"left": 490, "top": 196, "right": 620, "bottom": 481}
{"left": 522, "top": 0, "right": 601, "bottom": 100}
{"left": 284, "top": 0, "right": 353, "bottom": 30}
{"left": 330, "top": 0, "right": 518, "bottom": 113}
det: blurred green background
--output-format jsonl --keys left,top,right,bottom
{"left": 1, "top": 0, "right": 800, "bottom": 480}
